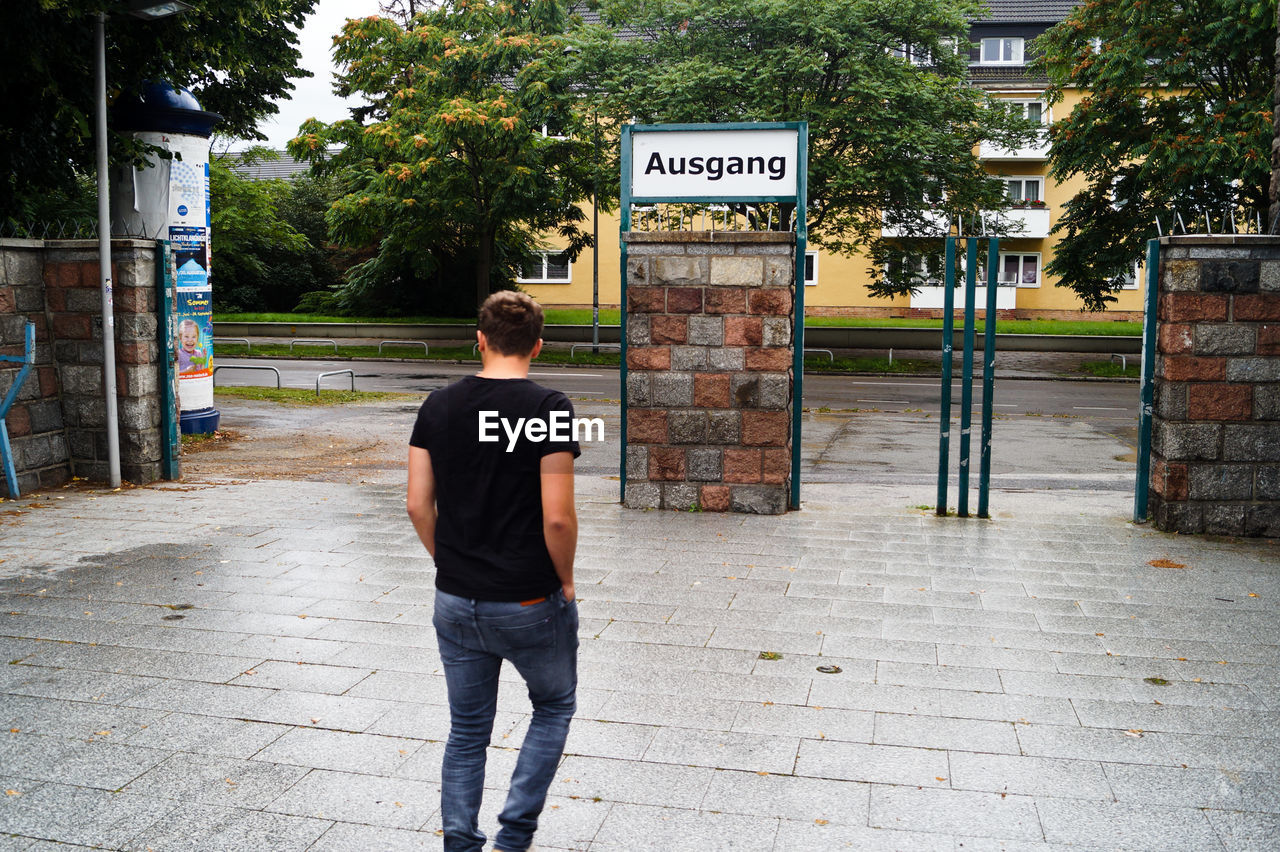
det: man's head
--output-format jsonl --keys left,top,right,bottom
{"left": 478, "top": 290, "right": 544, "bottom": 357}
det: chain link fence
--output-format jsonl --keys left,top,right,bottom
{"left": 0, "top": 219, "right": 158, "bottom": 240}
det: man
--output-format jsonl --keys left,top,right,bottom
{"left": 407, "top": 290, "right": 579, "bottom": 852}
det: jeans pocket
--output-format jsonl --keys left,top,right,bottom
{"left": 491, "top": 613, "right": 557, "bottom": 654}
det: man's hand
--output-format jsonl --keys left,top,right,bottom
{"left": 540, "top": 451, "right": 577, "bottom": 597}
{"left": 562, "top": 583, "right": 575, "bottom": 602}
{"left": 406, "top": 446, "right": 437, "bottom": 556}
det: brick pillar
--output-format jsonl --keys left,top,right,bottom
{"left": 622, "top": 232, "right": 794, "bottom": 514}
{"left": 2, "top": 238, "right": 170, "bottom": 491}
{"left": 1149, "top": 235, "right": 1280, "bottom": 536}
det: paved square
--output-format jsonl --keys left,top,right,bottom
{"left": 0, "top": 398, "right": 1277, "bottom": 850}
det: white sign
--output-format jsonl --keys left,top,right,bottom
{"left": 631, "top": 128, "right": 798, "bottom": 199}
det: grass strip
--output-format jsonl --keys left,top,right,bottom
{"left": 215, "top": 312, "right": 1141, "bottom": 336}
{"left": 212, "top": 386, "right": 416, "bottom": 405}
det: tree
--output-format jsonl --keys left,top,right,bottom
{"left": 573, "top": 0, "right": 1037, "bottom": 297}
{"left": 0, "top": 0, "right": 316, "bottom": 219}
{"left": 208, "top": 150, "right": 311, "bottom": 312}
{"left": 1038, "top": 0, "right": 1276, "bottom": 311}
{"left": 289, "top": 1, "right": 601, "bottom": 310}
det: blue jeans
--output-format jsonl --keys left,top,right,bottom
{"left": 432, "top": 588, "right": 579, "bottom": 852}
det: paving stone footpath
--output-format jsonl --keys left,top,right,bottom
{"left": 0, "top": 439, "right": 1277, "bottom": 849}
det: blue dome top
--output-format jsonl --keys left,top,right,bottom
{"left": 113, "top": 81, "right": 220, "bottom": 137}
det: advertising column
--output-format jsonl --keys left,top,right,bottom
{"left": 112, "top": 82, "right": 220, "bottom": 433}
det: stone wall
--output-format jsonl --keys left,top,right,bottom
{"left": 622, "top": 232, "right": 795, "bottom": 514}
{"left": 1149, "top": 235, "right": 1280, "bottom": 536}
{"left": 0, "top": 239, "right": 172, "bottom": 492}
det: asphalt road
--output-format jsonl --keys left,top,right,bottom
{"left": 210, "top": 357, "right": 1140, "bottom": 492}
{"left": 214, "top": 356, "right": 1137, "bottom": 428}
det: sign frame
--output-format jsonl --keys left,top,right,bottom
{"left": 619, "top": 121, "right": 809, "bottom": 509}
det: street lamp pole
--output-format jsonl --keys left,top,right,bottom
{"left": 95, "top": 11, "right": 122, "bottom": 488}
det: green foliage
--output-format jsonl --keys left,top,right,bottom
{"left": 1037, "top": 0, "right": 1276, "bottom": 311}
{"left": 209, "top": 149, "right": 315, "bottom": 312}
{"left": 0, "top": 0, "right": 316, "bottom": 218}
{"left": 574, "top": 0, "right": 1037, "bottom": 297}
{"left": 289, "top": 1, "right": 601, "bottom": 311}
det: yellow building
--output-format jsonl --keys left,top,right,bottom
{"left": 520, "top": 1, "right": 1145, "bottom": 322}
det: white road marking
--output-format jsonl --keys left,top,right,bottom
{"left": 1074, "top": 406, "right": 1130, "bottom": 411}
{"left": 530, "top": 372, "right": 604, "bottom": 378}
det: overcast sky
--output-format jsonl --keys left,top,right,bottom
{"left": 245, "top": 0, "right": 382, "bottom": 151}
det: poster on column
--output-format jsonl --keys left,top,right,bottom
{"left": 174, "top": 287, "right": 213, "bottom": 379}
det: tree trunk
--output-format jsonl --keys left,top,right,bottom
{"left": 475, "top": 227, "right": 496, "bottom": 309}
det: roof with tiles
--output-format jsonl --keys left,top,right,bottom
{"left": 975, "top": 0, "right": 1080, "bottom": 23}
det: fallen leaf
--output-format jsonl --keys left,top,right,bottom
{"left": 757, "top": 771, "right": 769, "bottom": 776}
{"left": 5, "top": 789, "right": 19, "bottom": 796}
{"left": 9, "top": 728, "right": 18, "bottom": 733}
{"left": 936, "top": 777, "right": 947, "bottom": 782}
{"left": 1148, "top": 559, "right": 1186, "bottom": 570}
{"left": 1248, "top": 593, "right": 1258, "bottom": 598}
{"left": 814, "top": 819, "right": 829, "bottom": 825}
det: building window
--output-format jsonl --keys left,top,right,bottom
{"left": 1113, "top": 262, "right": 1141, "bottom": 290}
{"left": 888, "top": 254, "right": 944, "bottom": 286}
{"left": 892, "top": 43, "right": 931, "bottom": 65}
{"left": 999, "top": 253, "right": 1041, "bottom": 287}
{"left": 804, "top": 251, "right": 818, "bottom": 286}
{"left": 1004, "top": 177, "right": 1044, "bottom": 205}
{"left": 1007, "top": 100, "right": 1046, "bottom": 124}
{"left": 518, "top": 251, "right": 571, "bottom": 283}
{"left": 980, "top": 37, "right": 1024, "bottom": 65}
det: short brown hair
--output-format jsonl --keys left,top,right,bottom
{"left": 478, "top": 290, "right": 544, "bottom": 356}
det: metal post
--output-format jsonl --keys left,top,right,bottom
{"left": 592, "top": 190, "right": 600, "bottom": 355}
{"left": 936, "top": 237, "right": 957, "bottom": 515}
{"left": 95, "top": 12, "right": 122, "bottom": 488}
{"left": 978, "top": 238, "right": 999, "bottom": 518}
{"left": 1134, "top": 238, "right": 1160, "bottom": 522}
{"left": 156, "top": 242, "right": 180, "bottom": 480}
{"left": 957, "top": 239, "right": 978, "bottom": 517}
{"left": 618, "top": 126, "right": 632, "bottom": 503}
{"left": 592, "top": 112, "right": 601, "bottom": 355}
{"left": 790, "top": 124, "right": 808, "bottom": 509}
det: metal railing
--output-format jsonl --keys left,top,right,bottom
{"left": 570, "top": 343, "right": 621, "bottom": 359}
{"left": 316, "top": 369, "right": 355, "bottom": 395}
{"left": 212, "top": 365, "right": 281, "bottom": 388}
{"left": 289, "top": 338, "right": 338, "bottom": 354}
{"left": 213, "top": 337, "right": 251, "bottom": 353}
{"left": 378, "top": 339, "right": 428, "bottom": 355}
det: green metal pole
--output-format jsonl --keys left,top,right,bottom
{"left": 978, "top": 237, "right": 999, "bottom": 518}
{"left": 790, "top": 123, "right": 808, "bottom": 510}
{"left": 1133, "top": 238, "right": 1160, "bottom": 523}
{"left": 156, "top": 241, "right": 181, "bottom": 481}
{"left": 936, "top": 237, "right": 957, "bottom": 516}
{"left": 957, "top": 239, "right": 978, "bottom": 517}
{"left": 619, "top": 126, "right": 633, "bottom": 504}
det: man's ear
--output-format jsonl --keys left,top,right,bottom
{"left": 531, "top": 339, "right": 543, "bottom": 359}
{"left": 476, "top": 330, "right": 486, "bottom": 352}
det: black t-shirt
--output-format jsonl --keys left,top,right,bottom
{"left": 409, "top": 375, "right": 580, "bottom": 601}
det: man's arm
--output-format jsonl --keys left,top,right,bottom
{"left": 407, "top": 446, "right": 437, "bottom": 557}
{"left": 540, "top": 451, "right": 577, "bottom": 601}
